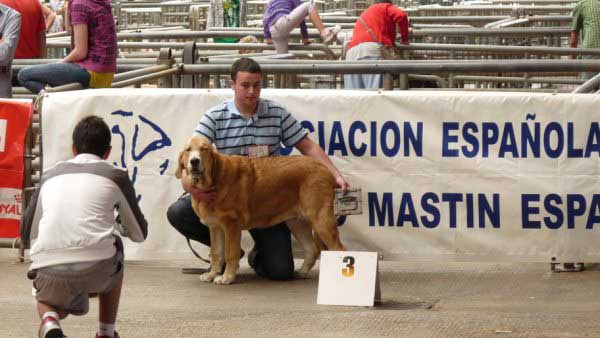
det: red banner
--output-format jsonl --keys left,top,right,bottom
{"left": 0, "top": 100, "right": 33, "bottom": 238}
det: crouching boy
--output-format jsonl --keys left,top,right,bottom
{"left": 21, "top": 116, "right": 148, "bottom": 338}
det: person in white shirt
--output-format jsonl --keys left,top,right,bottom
{"left": 0, "top": 3, "right": 20, "bottom": 98}
{"left": 21, "top": 115, "right": 148, "bottom": 338}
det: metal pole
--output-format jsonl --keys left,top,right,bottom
{"left": 0, "top": 238, "right": 21, "bottom": 249}
{"left": 384, "top": 73, "right": 395, "bottom": 90}
{"left": 573, "top": 72, "right": 600, "bottom": 93}
{"left": 157, "top": 48, "right": 174, "bottom": 88}
{"left": 181, "top": 60, "right": 600, "bottom": 75}
{"left": 113, "top": 64, "right": 171, "bottom": 82}
{"left": 182, "top": 41, "right": 197, "bottom": 88}
{"left": 112, "top": 68, "right": 179, "bottom": 88}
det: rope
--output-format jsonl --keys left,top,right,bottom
{"left": 186, "top": 237, "right": 211, "bottom": 263}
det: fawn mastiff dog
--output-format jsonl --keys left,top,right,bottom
{"left": 176, "top": 135, "right": 346, "bottom": 285}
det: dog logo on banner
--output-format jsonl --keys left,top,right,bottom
{"left": 110, "top": 110, "right": 172, "bottom": 202}
{"left": 0, "top": 119, "right": 7, "bottom": 152}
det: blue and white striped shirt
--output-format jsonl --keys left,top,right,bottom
{"left": 194, "top": 98, "right": 308, "bottom": 156}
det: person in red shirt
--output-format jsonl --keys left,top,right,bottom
{"left": 344, "top": 0, "right": 410, "bottom": 89}
{"left": 0, "top": 0, "right": 46, "bottom": 59}
{"left": 1, "top": 0, "right": 46, "bottom": 87}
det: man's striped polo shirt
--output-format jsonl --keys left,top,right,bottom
{"left": 194, "top": 98, "right": 309, "bottom": 156}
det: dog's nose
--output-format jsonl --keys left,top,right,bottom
{"left": 190, "top": 157, "right": 200, "bottom": 168}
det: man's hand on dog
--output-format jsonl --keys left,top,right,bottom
{"left": 181, "top": 170, "right": 217, "bottom": 201}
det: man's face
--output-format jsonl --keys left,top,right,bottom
{"left": 231, "top": 71, "right": 262, "bottom": 107}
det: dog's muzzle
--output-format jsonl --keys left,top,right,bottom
{"left": 189, "top": 156, "right": 204, "bottom": 176}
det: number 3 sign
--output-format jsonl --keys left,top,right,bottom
{"left": 317, "top": 251, "right": 381, "bottom": 306}
{"left": 341, "top": 256, "right": 355, "bottom": 277}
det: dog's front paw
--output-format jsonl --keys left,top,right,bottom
{"left": 199, "top": 271, "right": 218, "bottom": 282}
{"left": 295, "top": 269, "right": 311, "bottom": 279}
{"left": 214, "top": 274, "right": 235, "bottom": 285}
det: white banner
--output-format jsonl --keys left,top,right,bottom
{"left": 41, "top": 89, "right": 600, "bottom": 262}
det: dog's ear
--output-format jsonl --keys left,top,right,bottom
{"left": 175, "top": 149, "right": 185, "bottom": 179}
{"left": 199, "top": 145, "right": 215, "bottom": 184}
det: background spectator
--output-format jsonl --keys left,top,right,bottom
{"left": 0, "top": 0, "right": 46, "bottom": 59}
{"left": 344, "top": 0, "right": 410, "bottom": 89}
{"left": 0, "top": 3, "right": 20, "bottom": 98}
{"left": 570, "top": 0, "right": 600, "bottom": 80}
{"left": 238, "top": 34, "right": 259, "bottom": 54}
{"left": 47, "top": 0, "right": 66, "bottom": 33}
{"left": 42, "top": 4, "right": 57, "bottom": 33}
{"left": 263, "top": 0, "right": 340, "bottom": 54}
{"left": 18, "top": 0, "right": 117, "bottom": 94}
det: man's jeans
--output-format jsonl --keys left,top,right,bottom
{"left": 18, "top": 62, "right": 90, "bottom": 94}
{"left": 167, "top": 194, "right": 295, "bottom": 280}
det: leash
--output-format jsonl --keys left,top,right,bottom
{"left": 186, "top": 237, "right": 211, "bottom": 264}
{"left": 176, "top": 192, "right": 211, "bottom": 264}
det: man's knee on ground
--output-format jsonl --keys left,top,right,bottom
{"left": 257, "top": 258, "right": 295, "bottom": 281}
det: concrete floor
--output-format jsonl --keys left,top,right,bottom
{"left": 3, "top": 249, "right": 600, "bottom": 338}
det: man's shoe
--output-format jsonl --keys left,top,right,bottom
{"left": 39, "top": 316, "right": 64, "bottom": 338}
{"left": 95, "top": 331, "right": 119, "bottom": 338}
{"left": 554, "top": 262, "right": 584, "bottom": 272}
{"left": 321, "top": 25, "right": 341, "bottom": 44}
{"left": 247, "top": 246, "right": 258, "bottom": 270}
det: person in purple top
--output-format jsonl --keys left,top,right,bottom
{"left": 263, "top": 0, "right": 341, "bottom": 54}
{"left": 18, "top": 0, "right": 116, "bottom": 94}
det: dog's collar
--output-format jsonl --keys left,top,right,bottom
{"left": 196, "top": 188, "right": 214, "bottom": 193}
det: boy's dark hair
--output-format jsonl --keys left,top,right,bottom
{"left": 72, "top": 115, "right": 111, "bottom": 157}
{"left": 231, "top": 57, "right": 262, "bottom": 81}
{"left": 374, "top": 0, "right": 393, "bottom": 3}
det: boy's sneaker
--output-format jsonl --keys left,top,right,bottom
{"left": 321, "top": 25, "right": 341, "bottom": 44}
{"left": 95, "top": 332, "right": 119, "bottom": 338}
{"left": 39, "top": 316, "right": 64, "bottom": 338}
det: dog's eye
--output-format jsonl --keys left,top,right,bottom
{"left": 185, "top": 147, "right": 191, "bottom": 152}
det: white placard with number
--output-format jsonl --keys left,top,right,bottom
{"left": 317, "top": 251, "right": 381, "bottom": 306}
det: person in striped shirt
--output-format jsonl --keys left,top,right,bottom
{"left": 167, "top": 57, "right": 349, "bottom": 281}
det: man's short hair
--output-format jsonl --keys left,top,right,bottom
{"left": 374, "top": 0, "right": 393, "bottom": 3}
{"left": 72, "top": 115, "right": 111, "bottom": 157}
{"left": 231, "top": 57, "right": 262, "bottom": 81}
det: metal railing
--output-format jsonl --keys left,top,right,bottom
{"left": 14, "top": 43, "right": 600, "bottom": 94}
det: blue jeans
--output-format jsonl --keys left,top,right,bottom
{"left": 18, "top": 62, "right": 90, "bottom": 94}
{"left": 167, "top": 195, "right": 295, "bottom": 280}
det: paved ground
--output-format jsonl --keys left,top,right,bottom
{"left": 3, "top": 249, "right": 600, "bottom": 338}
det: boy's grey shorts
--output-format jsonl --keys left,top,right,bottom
{"left": 32, "top": 236, "right": 124, "bottom": 316}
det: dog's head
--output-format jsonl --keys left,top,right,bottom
{"left": 176, "top": 135, "right": 216, "bottom": 188}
